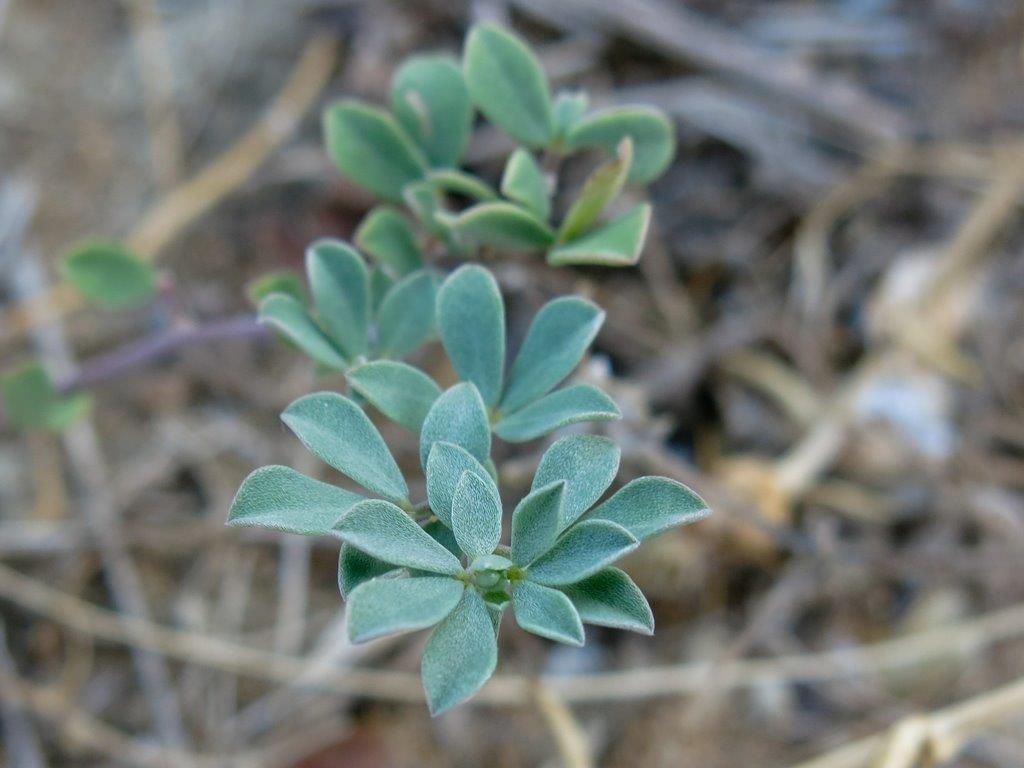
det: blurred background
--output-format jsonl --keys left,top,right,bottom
{"left": 2, "top": 0, "right": 1024, "bottom": 766}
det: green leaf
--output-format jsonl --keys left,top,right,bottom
{"left": 246, "top": 269, "right": 306, "bottom": 308}
{"left": 584, "top": 476, "right": 710, "bottom": 541}
{"left": 437, "top": 265, "right": 505, "bottom": 406}
{"left": 391, "top": 55, "right": 472, "bottom": 168}
{"left": 510, "top": 481, "right": 565, "bottom": 567}
{"left": 445, "top": 202, "right": 555, "bottom": 251}
{"left": 355, "top": 207, "right": 424, "bottom": 277}
{"left": 553, "top": 90, "right": 588, "bottom": 138}
{"left": 403, "top": 180, "right": 448, "bottom": 239}
{"left": 463, "top": 23, "right": 554, "bottom": 147}
{"left": 527, "top": 520, "right": 637, "bottom": 586}
{"left": 306, "top": 239, "right": 369, "bottom": 359}
{"left": 427, "top": 169, "right": 498, "bottom": 201}
{"left": 0, "top": 362, "right": 90, "bottom": 431}
{"left": 533, "top": 435, "right": 620, "bottom": 528}
{"left": 419, "top": 383, "right": 492, "bottom": 468}
{"left": 500, "top": 297, "right": 604, "bottom": 413}
{"left": 347, "top": 576, "right": 465, "bottom": 643}
{"left": 346, "top": 361, "right": 441, "bottom": 432}
{"left": 422, "top": 590, "right": 497, "bottom": 715}
{"left": 282, "top": 392, "right": 408, "bottom": 502}
{"left": 227, "top": 465, "right": 365, "bottom": 535}
{"left": 494, "top": 384, "right": 619, "bottom": 442}
{"left": 338, "top": 545, "right": 394, "bottom": 599}
{"left": 375, "top": 270, "right": 439, "bottom": 358}
{"left": 323, "top": 100, "right": 427, "bottom": 202}
{"left": 60, "top": 241, "right": 157, "bottom": 309}
{"left": 258, "top": 294, "right": 348, "bottom": 371}
{"left": 333, "top": 499, "right": 463, "bottom": 576}
{"left": 451, "top": 471, "right": 503, "bottom": 559}
{"left": 426, "top": 441, "right": 496, "bottom": 528}
{"left": 548, "top": 203, "right": 651, "bottom": 267}
{"left": 561, "top": 568, "right": 653, "bottom": 634}
{"left": 567, "top": 106, "right": 675, "bottom": 183}
{"left": 558, "top": 137, "right": 632, "bottom": 241}
{"left": 500, "top": 149, "right": 550, "bottom": 220}
{"left": 424, "top": 519, "right": 464, "bottom": 559}
{"left": 370, "top": 268, "right": 395, "bottom": 312}
{"left": 512, "top": 580, "right": 584, "bottom": 645}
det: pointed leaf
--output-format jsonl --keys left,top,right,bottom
{"left": 511, "top": 481, "right": 564, "bottom": 566}
{"left": 246, "top": 269, "right": 305, "bottom": 308}
{"left": 306, "top": 239, "right": 369, "bottom": 359}
{"left": 527, "top": 520, "right": 637, "bottom": 585}
{"left": 567, "top": 106, "right": 675, "bottom": 183}
{"left": 500, "top": 149, "right": 550, "bottom": 219}
{"left": 548, "top": 204, "right": 651, "bottom": 267}
{"left": 559, "top": 137, "right": 633, "bottom": 241}
{"left": 375, "top": 270, "right": 439, "bottom": 358}
{"left": 282, "top": 393, "right": 408, "bottom": 502}
{"left": 427, "top": 169, "right": 498, "bottom": 201}
{"left": 553, "top": 90, "right": 588, "bottom": 138}
{"left": 227, "top": 465, "right": 365, "bottom": 535}
{"left": 338, "top": 544, "right": 395, "bottom": 599}
{"left": 561, "top": 568, "right": 653, "bottom": 634}
{"left": 451, "top": 471, "right": 503, "bottom": 559}
{"left": 512, "top": 580, "right": 584, "bottom": 645}
{"left": 584, "top": 476, "right": 710, "bottom": 541}
{"left": 419, "top": 383, "right": 492, "bottom": 468}
{"left": 463, "top": 23, "right": 554, "bottom": 147}
{"left": 347, "top": 576, "right": 465, "bottom": 643}
{"left": 259, "top": 294, "right": 348, "bottom": 371}
{"left": 346, "top": 361, "right": 441, "bottom": 432}
{"left": 426, "top": 441, "right": 496, "bottom": 528}
{"left": 437, "top": 265, "right": 505, "bottom": 406}
{"left": 495, "top": 384, "right": 619, "bottom": 442}
{"left": 391, "top": 55, "right": 472, "bottom": 168}
{"left": 333, "top": 499, "right": 462, "bottom": 576}
{"left": 446, "top": 202, "right": 555, "bottom": 251}
{"left": 0, "top": 362, "right": 90, "bottom": 431}
{"left": 532, "top": 435, "right": 620, "bottom": 527}
{"left": 61, "top": 241, "right": 157, "bottom": 309}
{"left": 422, "top": 590, "right": 497, "bottom": 715}
{"left": 355, "top": 207, "right": 423, "bottom": 277}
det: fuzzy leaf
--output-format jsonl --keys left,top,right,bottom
{"left": 422, "top": 590, "right": 497, "bottom": 715}
{"left": 584, "top": 476, "right": 710, "bottom": 541}
{"left": 500, "top": 149, "right": 550, "bottom": 220}
{"left": 561, "top": 568, "right": 653, "bottom": 634}
{"left": 324, "top": 100, "right": 427, "bottom": 201}
{"left": 391, "top": 55, "right": 472, "bottom": 168}
{"left": 0, "top": 362, "right": 90, "bottom": 431}
{"left": 282, "top": 393, "right": 408, "bottom": 502}
{"left": 567, "top": 106, "right": 675, "bottom": 183}
{"left": 511, "top": 481, "right": 564, "bottom": 567}
{"left": 259, "top": 294, "right": 348, "bottom": 371}
{"left": 419, "top": 383, "right": 492, "bottom": 468}
{"left": 548, "top": 204, "right": 651, "bottom": 267}
{"left": 451, "top": 471, "right": 503, "bottom": 559}
{"left": 246, "top": 270, "right": 306, "bottom": 308}
{"left": 61, "top": 241, "right": 157, "bottom": 310}
{"left": 463, "top": 23, "right": 554, "bottom": 147}
{"left": 500, "top": 296, "right": 604, "bottom": 413}
{"left": 227, "top": 465, "right": 364, "bottom": 535}
{"left": 527, "top": 520, "right": 637, "bottom": 586}
{"left": 347, "top": 576, "right": 465, "bottom": 643}
{"left": 346, "top": 361, "right": 440, "bottom": 432}
{"left": 512, "top": 580, "right": 584, "bottom": 645}
{"left": 494, "top": 384, "right": 620, "bottom": 442}
{"left": 445, "top": 202, "right": 555, "bottom": 251}
{"left": 338, "top": 545, "right": 394, "bottom": 599}
{"left": 437, "top": 266, "right": 505, "bottom": 406}
{"left": 424, "top": 519, "right": 464, "bottom": 559}
{"left": 306, "top": 239, "right": 369, "bottom": 359}
{"left": 427, "top": 169, "right": 498, "bottom": 201}
{"left": 532, "top": 435, "right": 620, "bottom": 528}
{"left": 355, "top": 207, "right": 423, "bottom": 277}
{"left": 426, "top": 441, "right": 496, "bottom": 528}
{"left": 333, "top": 499, "right": 462, "bottom": 576}
{"left": 370, "top": 269, "right": 395, "bottom": 312}
{"left": 553, "top": 90, "right": 588, "bottom": 138}
{"left": 375, "top": 270, "right": 439, "bottom": 358}
{"left": 559, "top": 137, "right": 632, "bottom": 241}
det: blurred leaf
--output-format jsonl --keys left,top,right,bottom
{"left": 355, "top": 207, "right": 424, "bottom": 277}
{"left": 584, "top": 476, "right": 710, "bottom": 541}
{"left": 346, "top": 360, "right": 441, "bottom": 432}
{"left": 0, "top": 362, "right": 90, "bottom": 431}
{"left": 348, "top": 576, "right": 465, "bottom": 643}
{"left": 567, "top": 106, "right": 675, "bottom": 183}
{"left": 427, "top": 169, "right": 498, "bottom": 201}
{"left": 369, "top": 268, "right": 395, "bottom": 313}
{"left": 558, "top": 137, "right": 633, "bottom": 241}
{"left": 426, "top": 441, "right": 496, "bottom": 528}
{"left": 500, "top": 149, "right": 550, "bottom": 219}
{"left": 338, "top": 544, "right": 394, "bottom": 599}
{"left": 527, "top": 520, "right": 637, "bottom": 586}
{"left": 306, "top": 239, "right": 369, "bottom": 359}
{"left": 375, "top": 270, "right": 439, "bottom": 358}
{"left": 548, "top": 204, "right": 651, "bottom": 267}
{"left": 259, "top": 294, "right": 348, "bottom": 371}
{"left": 532, "top": 435, "right": 620, "bottom": 528}
{"left": 561, "top": 568, "right": 653, "bottom": 634}
{"left": 422, "top": 590, "right": 497, "bottom": 715}
{"left": 553, "top": 90, "right": 589, "bottom": 138}
{"left": 437, "top": 265, "right": 505, "bottom": 406}
{"left": 227, "top": 465, "right": 364, "bottom": 535}
{"left": 445, "top": 202, "right": 555, "bottom": 251}
{"left": 512, "top": 580, "right": 584, "bottom": 645}
{"left": 61, "top": 241, "right": 156, "bottom": 309}
{"left": 451, "top": 470, "right": 503, "bottom": 559}
{"left": 419, "top": 382, "right": 492, "bottom": 468}
{"left": 494, "top": 384, "right": 620, "bottom": 442}
{"left": 511, "top": 481, "right": 564, "bottom": 567}
{"left": 245, "top": 269, "right": 306, "bottom": 308}
{"left": 391, "top": 55, "right": 472, "bottom": 168}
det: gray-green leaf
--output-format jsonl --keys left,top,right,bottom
{"left": 437, "top": 265, "right": 505, "bottom": 406}
{"left": 426, "top": 441, "right": 497, "bottom": 528}
{"left": 0, "top": 362, "right": 90, "bottom": 432}
{"left": 346, "top": 360, "right": 441, "bottom": 432}
{"left": 500, "top": 149, "right": 550, "bottom": 220}
{"left": 355, "top": 207, "right": 424, "bottom": 277}
{"left": 419, "top": 383, "right": 492, "bottom": 468}
{"left": 306, "top": 239, "right": 369, "bottom": 359}
{"left": 561, "top": 567, "right": 653, "bottom": 634}
{"left": 375, "top": 270, "right": 439, "bottom": 358}
{"left": 259, "top": 294, "right": 348, "bottom": 371}
{"left": 422, "top": 590, "right": 497, "bottom": 715}
{"left": 527, "top": 520, "right": 638, "bottom": 586}
{"left": 532, "top": 435, "right": 620, "bottom": 528}
{"left": 427, "top": 169, "right": 498, "bottom": 201}
{"left": 584, "top": 476, "right": 710, "bottom": 541}
{"left": 512, "top": 580, "right": 584, "bottom": 645}
{"left": 347, "top": 576, "right": 465, "bottom": 643}
{"left": 495, "top": 384, "right": 620, "bottom": 442}
{"left": 567, "top": 106, "right": 675, "bottom": 183}
{"left": 510, "top": 481, "right": 565, "bottom": 567}
{"left": 338, "top": 544, "right": 395, "bottom": 599}
{"left": 227, "top": 465, "right": 365, "bottom": 535}
{"left": 391, "top": 55, "right": 472, "bottom": 168}
{"left": 451, "top": 471, "right": 503, "bottom": 559}
{"left": 548, "top": 203, "right": 651, "bottom": 267}
{"left": 445, "top": 202, "right": 555, "bottom": 251}
{"left": 553, "top": 90, "right": 589, "bottom": 138}
{"left": 61, "top": 241, "right": 157, "bottom": 310}
{"left": 558, "top": 137, "right": 632, "bottom": 241}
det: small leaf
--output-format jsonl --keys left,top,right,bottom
{"left": 333, "top": 499, "right": 463, "bottom": 576}
{"left": 258, "top": 294, "right": 348, "bottom": 371}
{"left": 0, "top": 362, "right": 90, "bottom": 431}
{"left": 446, "top": 202, "right": 555, "bottom": 251}
{"left": 494, "top": 384, "right": 620, "bottom": 442}
{"left": 375, "top": 270, "right": 439, "bottom": 358}
{"left": 422, "top": 590, "right": 497, "bottom": 715}
{"left": 391, "top": 55, "right": 472, "bottom": 168}
{"left": 355, "top": 207, "right": 424, "bottom": 277}
{"left": 246, "top": 269, "right": 306, "bottom": 308}
{"left": 346, "top": 360, "right": 441, "bottom": 432}
{"left": 500, "top": 296, "right": 605, "bottom": 413}
{"left": 553, "top": 90, "right": 588, "bottom": 138}
{"left": 324, "top": 100, "right": 427, "bottom": 202}
{"left": 338, "top": 545, "right": 394, "bottom": 599}
{"left": 500, "top": 149, "right": 550, "bottom": 219}
{"left": 558, "top": 137, "right": 633, "bottom": 241}
{"left": 512, "top": 580, "right": 584, "bottom": 645}
{"left": 451, "top": 471, "right": 503, "bottom": 559}
{"left": 426, "top": 441, "right": 496, "bottom": 528}
{"left": 567, "top": 106, "right": 675, "bottom": 183}
{"left": 527, "top": 520, "right": 637, "bottom": 585}
{"left": 419, "top": 383, "right": 492, "bottom": 468}
{"left": 561, "top": 568, "right": 653, "bottom": 634}
{"left": 547, "top": 203, "right": 651, "bottom": 267}
{"left": 437, "top": 265, "right": 505, "bottom": 406}
{"left": 463, "top": 23, "right": 554, "bottom": 147}
{"left": 227, "top": 465, "right": 365, "bottom": 535}
{"left": 61, "top": 241, "right": 157, "bottom": 309}
{"left": 306, "top": 239, "right": 369, "bottom": 359}
{"left": 347, "top": 576, "right": 465, "bottom": 643}
{"left": 511, "top": 481, "right": 565, "bottom": 567}
{"left": 282, "top": 392, "right": 408, "bottom": 502}
{"left": 584, "top": 476, "right": 710, "bottom": 541}
{"left": 533, "top": 435, "right": 620, "bottom": 528}
{"left": 427, "top": 169, "right": 498, "bottom": 201}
